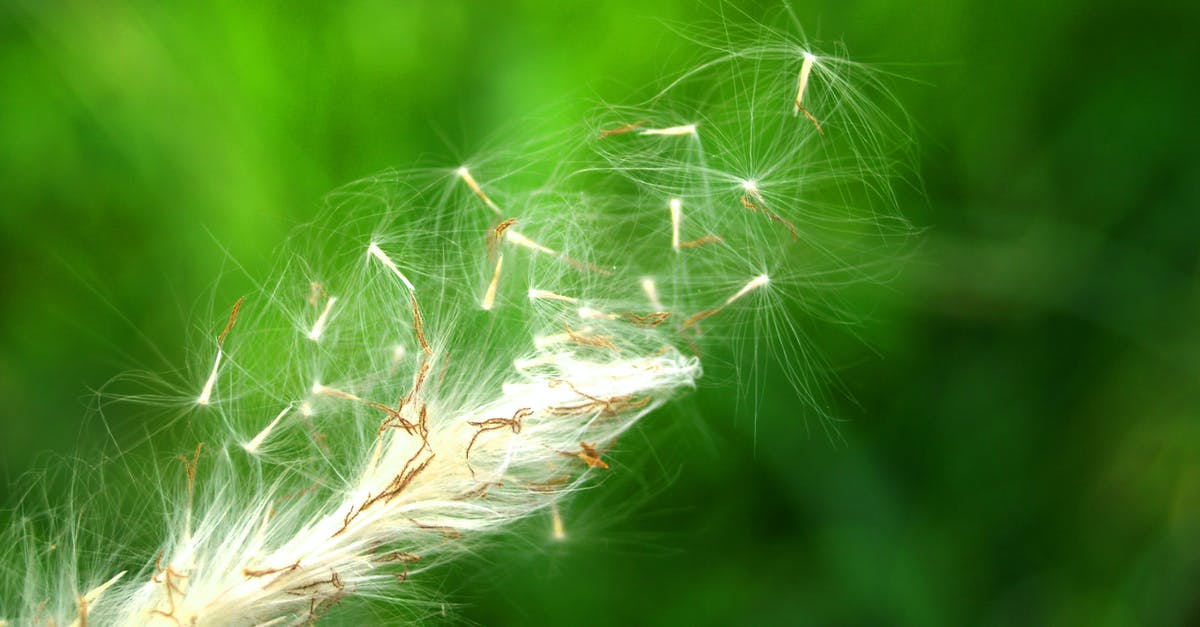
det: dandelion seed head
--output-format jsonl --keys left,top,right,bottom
{"left": 2, "top": 15, "right": 914, "bottom": 625}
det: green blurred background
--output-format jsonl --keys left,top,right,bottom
{"left": 2, "top": 0, "right": 1199, "bottom": 624}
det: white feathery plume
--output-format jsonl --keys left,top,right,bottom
{"left": 0, "top": 19, "right": 911, "bottom": 625}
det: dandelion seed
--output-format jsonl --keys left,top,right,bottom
{"left": 197, "top": 297, "right": 245, "bottom": 405}
{"left": 410, "top": 298, "right": 433, "bottom": 355}
{"left": 306, "top": 296, "right": 338, "bottom": 341}
{"left": 505, "top": 230, "right": 608, "bottom": 275}
{"left": 793, "top": 52, "right": 815, "bottom": 116}
{"left": 570, "top": 441, "right": 610, "bottom": 470}
{"left": 196, "top": 350, "right": 222, "bottom": 406}
{"left": 488, "top": 218, "right": 518, "bottom": 259}
{"left": 367, "top": 242, "right": 416, "bottom": 292}
{"left": 243, "top": 405, "right": 292, "bottom": 455}
{"left": 550, "top": 502, "right": 566, "bottom": 540}
{"left": 505, "top": 230, "right": 558, "bottom": 255}
{"left": 578, "top": 306, "right": 617, "bottom": 320}
{"left": 682, "top": 273, "right": 770, "bottom": 329}
{"left": 492, "top": 217, "right": 518, "bottom": 241}
{"left": 456, "top": 166, "right": 502, "bottom": 215}
{"left": 641, "top": 277, "right": 664, "bottom": 310}
{"left": 559, "top": 256, "right": 612, "bottom": 276}
{"left": 793, "top": 52, "right": 824, "bottom": 134}
{"left": 599, "top": 120, "right": 646, "bottom": 138}
{"left": 313, "top": 382, "right": 361, "bottom": 402}
{"left": 741, "top": 178, "right": 762, "bottom": 197}
{"left": 533, "top": 327, "right": 596, "bottom": 349}
{"left": 564, "top": 324, "right": 618, "bottom": 351}
{"left": 481, "top": 253, "right": 504, "bottom": 311}
{"left": 533, "top": 331, "right": 573, "bottom": 349}
{"left": 679, "top": 234, "right": 723, "bottom": 248}
{"left": 620, "top": 311, "right": 671, "bottom": 327}
{"left": 72, "top": 570, "right": 126, "bottom": 627}
{"left": 217, "top": 297, "right": 245, "bottom": 345}
{"left": 726, "top": 273, "right": 770, "bottom": 305}
{"left": 669, "top": 198, "right": 682, "bottom": 251}
{"left": 639, "top": 123, "right": 697, "bottom": 137}
{"left": 178, "top": 443, "right": 203, "bottom": 542}
{"left": 528, "top": 288, "right": 578, "bottom": 303}
{"left": 307, "top": 281, "right": 327, "bottom": 307}
{"left": 739, "top": 181, "right": 798, "bottom": 240}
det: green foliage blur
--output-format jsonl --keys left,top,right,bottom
{"left": 2, "top": 0, "right": 1199, "bottom": 624}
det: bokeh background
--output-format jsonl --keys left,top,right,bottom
{"left": 2, "top": 0, "right": 1199, "bottom": 624}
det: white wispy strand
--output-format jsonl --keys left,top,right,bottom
{"left": 306, "top": 297, "right": 337, "bottom": 342}
{"left": 196, "top": 348, "right": 222, "bottom": 406}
